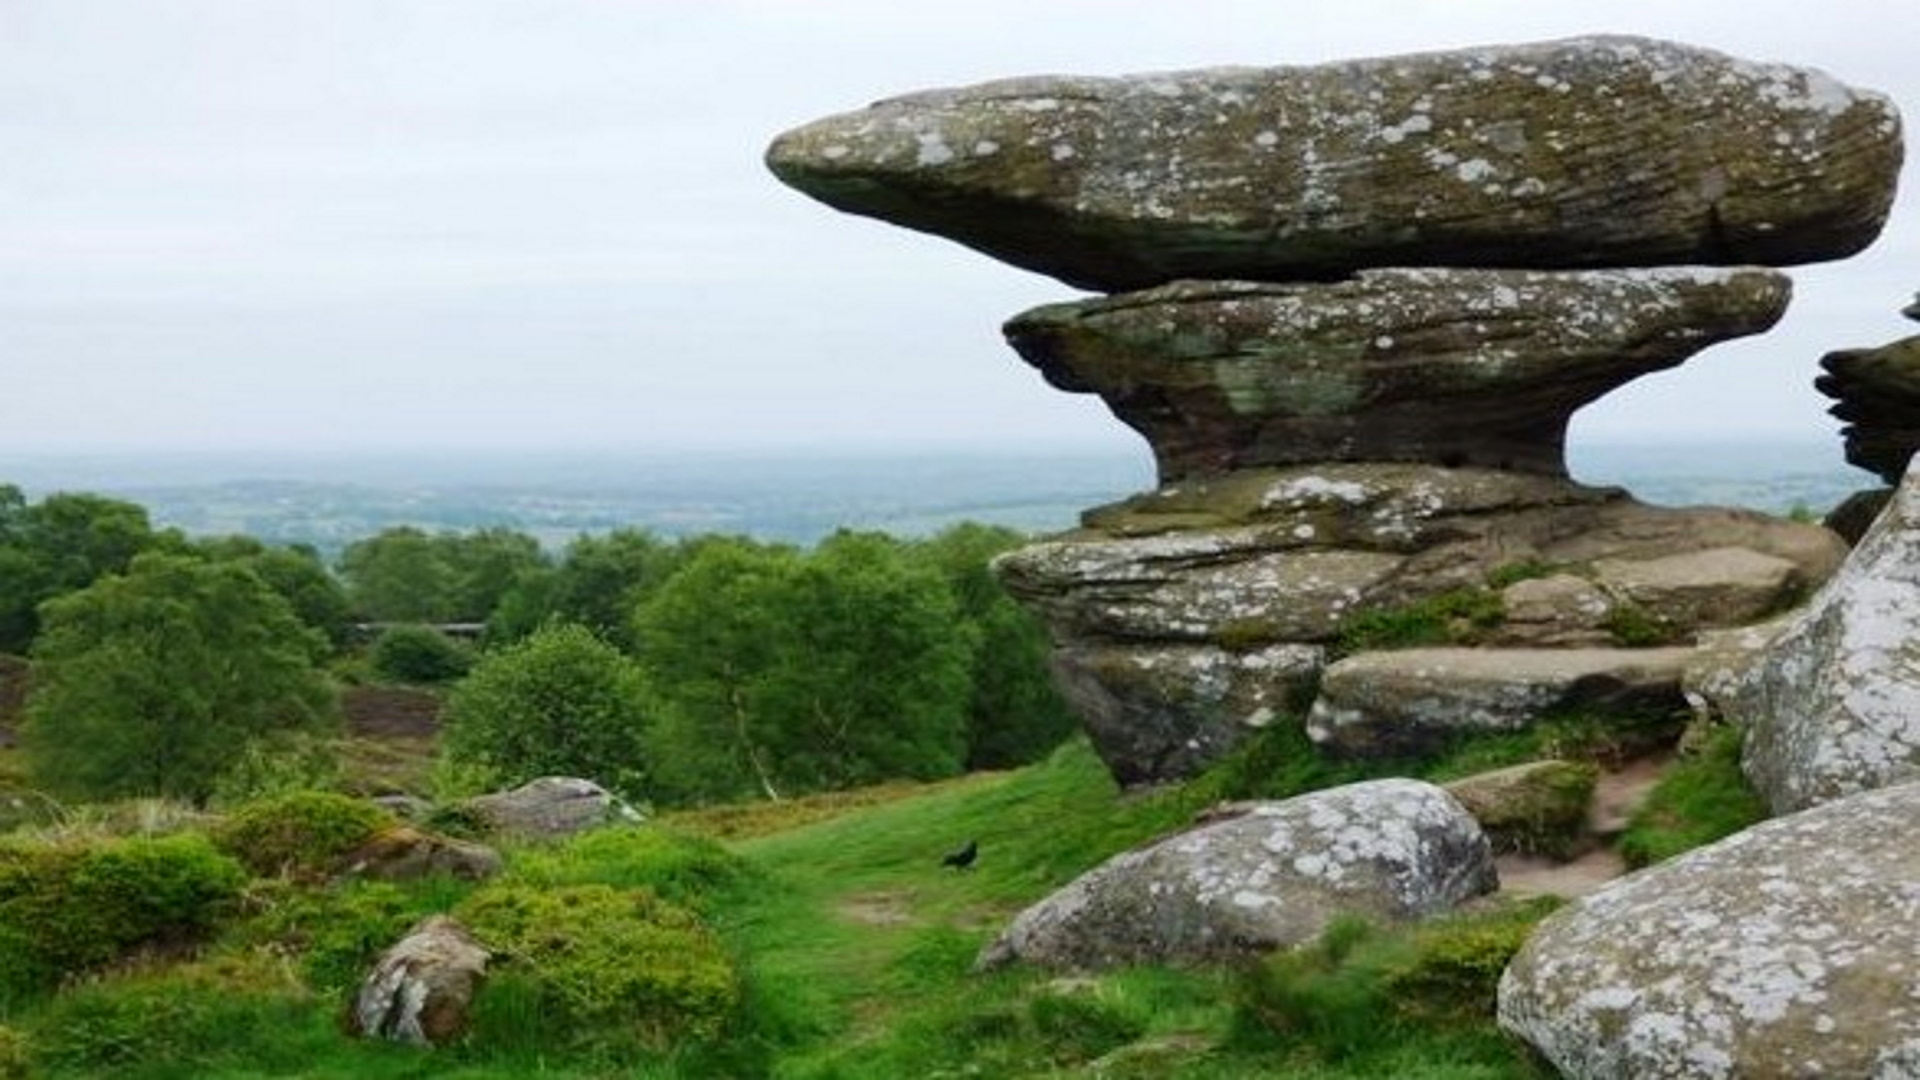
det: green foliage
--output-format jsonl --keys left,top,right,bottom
{"left": 1234, "top": 902, "right": 1559, "bottom": 1068}
{"left": 637, "top": 533, "right": 972, "bottom": 805}
{"left": 0, "top": 487, "right": 172, "bottom": 655}
{"left": 1335, "top": 588, "right": 1504, "bottom": 655}
{"left": 1601, "top": 601, "right": 1681, "bottom": 647}
{"left": 507, "top": 825, "right": 753, "bottom": 912}
{"left": 196, "top": 536, "right": 355, "bottom": 650}
{"left": 456, "top": 882, "right": 740, "bottom": 1048}
{"left": 1484, "top": 560, "right": 1562, "bottom": 590}
{"left": 22, "top": 552, "right": 338, "bottom": 805}
{"left": 368, "top": 623, "right": 473, "bottom": 684}
{"left": 212, "top": 790, "right": 396, "bottom": 879}
{"left": 339, "top": 525, "right": 548, "bottom": 624}
{"left": 442, "top": 622, "right": 656, "bottom": 800}
{"left": 0, "top": 832, "right": 247, "bottom": 1001}
{"left": 912, "top": 523, "right": 1080, "bottom": 770}
{"left": 230, "top": 877, "right": 468, "bottom": 997}
{"left": 488, "top": 528, "right": 686, "bottom": 650}
{"left": 1619, "top": 725, "right": 1768, "bottom": 868}
{"left": 207, "top": 732, "right": 343, "bottom": 806}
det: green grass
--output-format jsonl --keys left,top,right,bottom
{"left": 1618, "top": 725, "right": 1767, "bottom": 868}
{"left": 0, "top": 734, "right": 1566, "bottom": 1078}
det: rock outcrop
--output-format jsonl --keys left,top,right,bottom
{"left": 1499, "top": 780, "right": 1920, "bottom": 1078}
{"left": 773, "top": 35, "right": 1893, "bottom": 786}
{"left": 1308, "top": 646, "right": 1692, "bottom": 758}
{"left": 349, "top": 915, "right": 490, "bottom": 1047}
{"left": 1818, "top": 334, "right": 1920, "bottom": 485}
{"left": 976, "top": 778, "right": 1494, "bottom": 971}
{"left": 768, "top": 36, "right": 1899, "bottom": 292}
{"left": 1008, "top": 268, "right": 1789, "bottom": 481}
{"left": 1732, "top": 465, "right": 1920, "bottom": 814}
{"left": 461, "top": 777, "right": 638, "bottom": 841}
{"left": 343, "top": 825, "right": 503, "bottom": 883}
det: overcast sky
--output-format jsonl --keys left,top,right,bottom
{"left": 2, "top": 1, "right": 1912, "bottom": 462}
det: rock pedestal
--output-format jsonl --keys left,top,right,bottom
{"left": 771, "top": 36, "right": 1897, "bottom": 786}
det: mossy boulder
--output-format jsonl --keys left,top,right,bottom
{"left": 767, "top": 36, "right": 1900, "bottom": 291}
{"left": 1442, "top": 760, "right": 1599, "bottom": 856}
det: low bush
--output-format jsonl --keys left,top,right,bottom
{"left": 1336, "top": 588, "right": 1504, "bottom": 655}
{"left": 455, "top": 882, "right": 740, "bottom": 1048}
{"left": 230, "top": 877, "right": 469, "bottom": 996}
{"left": 0, "top": 832, "right": 247, "bottom": 1002}
{"left": 212, "top": 790, "right": 396, "bottom": 879}
{"left": 368, "top": 623, "right": 473, "bottom": 684}
{"left": 508, "top": 825, "right": 754, "bottom": 912}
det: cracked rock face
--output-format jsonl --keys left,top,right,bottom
{"left": 977, "top": 778, "right": 1494, "bottom": 971}
{"left": 767, "top": 35, "right": 1901, "bottom": 291}
{"left": 1735, "top": 466, "right": 1920, "bottom": 814}
{"left": 1006, "top": 268, "right": 1789, "bottom": 481}
{"left": 1499, "top": 780, "right": 1920, "bottom": 1079}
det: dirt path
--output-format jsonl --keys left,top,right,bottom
{"left": 1497, "top": 753, "right": 1669, "bottom": 900}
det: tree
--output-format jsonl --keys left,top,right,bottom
{"left": 441, "top": 623, "right": 656, "bottom": 799}
{"left": 22, "top": 552, "right": 337, "bottom": 804}
{"left": 0, "top": 488, "right": 172, "bottom": 655}
{"left": 635, "top": 533, "right": 971, "bottom": 804}
{"left": 487, "top": 529, "right": 683, "bottom": 649}
{"left": 913, "top": 523, "right": 1079, "bottom": 769}
{"left": 338, "top": 527, "right": 458, "bottom": 623}
{"left": 195, "top": 536, "right": 354, "bottom": 649}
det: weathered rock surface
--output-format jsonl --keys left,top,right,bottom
{"left": 1007, "top": 268, "right": 1788, "bottom": 481}
{"left": 1308, "top": 647, "right": 1692, "bottom": 757}
{"left": 343, "top": 825, "right": 503, "bottom": 883}
{"left": 461, "top": 776, "right": 638, "bottom": 840}
{"left": 1050, "top": 642, "right": 1322, "bottom": 787}
{"left": 1499, "top": 780, "right": 1920, "bottom": 1079}
{"left": 767, "top": 36, "right": 1901, "bottom": 291}
{"left": 1817, "top": 336, "right": 1920, "bottom": 484}
{"left": 1494, "top": 574, "right": 1617, "bottom": 647}
{"left": 976, "top": 779, "right": 1494, "bottom": 971}
{"left": 1588, "top": 546, "right": 1803, "bottom": 630}
{"left": 1736, "top": 467, "right": 1920, "bottom": 813}
{"left": 349, "top": 915, "right": 490, "bottom": 1047}
{"left": 1824, "top": 485, "right": 1894, "bottom": 545}
{"left": 1442, "top": 759, "right": 1598, "bottom": 856}
{"left": 1681, "top": 619, "right": 1789, "bottom": 726}
{"left": 998, "top": 464, "right": 1844, "bottom": 648}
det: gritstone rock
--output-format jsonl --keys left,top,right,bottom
{"left": 1735, "top": 463, "right": 1920, "bottom": 813}
{"left": 349, "top": 915, "right": 489, "bottom": 1047}
{"left": 1816, "top": 336, "right": 1920, "bottom": 485}
{"left": 1499, "top": 780, "right": 1920, "bottom": 1079}
{"left": 1006, "top": 268, "right": 1788, "bottom": 481}
{"left": 767, "top": 36, "right": 1901, "bottom": 291}
{"left": 976, "top": 778, "right": 1494, "bottom": 971}
{"left": 461, "top": 776, "right": 639, "bottom": 841}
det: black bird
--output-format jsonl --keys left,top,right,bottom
{"left": 940, "top": 839, "right": 978, "bottom": 871}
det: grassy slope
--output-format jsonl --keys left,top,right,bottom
{"left": 8, "top": 737, "right": 1562, "bottom": 1078}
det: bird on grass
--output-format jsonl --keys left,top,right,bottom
{"left": 940, "top": 839, "right": 978, "bottom": 871}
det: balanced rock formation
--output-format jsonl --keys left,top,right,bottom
{"left": 976, "top": 778, "right": 1494, "bottom": 971}
{"left": 1732, "top": 465, "right": 1920, "bottom": 814}
{"left": 1500, "top": 780, "right": 1920, "bottom": 1078}
{"left": 1009, "top": 268, "right": 1789, "bottom": 481}
{"left": 773, "top": 36, "right": 1896, "bottom": 787}
{"left": 768, "top": 36, "right": 1900, "bottom": 292}
{"left": 349, "top": 915, "right": 490, "bottom": 1048}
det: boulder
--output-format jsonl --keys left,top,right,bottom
{"left": 1824, "top": 486, "right": 1894, "bottom": 545}
{"left": 1681, "top": 619, "right": 1789, "bottom": 726}
{"left": 1050, "top": 641, "right": 1322, "bottom": 787}
{"left": 766, "top": 36, "right": 1901, "bottom": 291}
{"left": 349, "top": 915, "right": 489, "bottom": 1047}
{"left": 976, "top": 778, "right": 1494, "bottom": 971}
{"left": 1736, "top": 466, "right": 1920, "bottom": 813}
{"left": 1816, "top": 336, "right": 1920, "bottom": 484}
{"left": 1499, "top": 780, "right": 1920, "bottom": 1079}
{"left": 1494, "top": 574, "right": 1616, "bottom": 647}
{"left": 1441, "top": 759, "right": 1598, "bottom": 856}
{"left": 1307, "top": 647, "right": 1693, "bottom": 757}
{"left": 1588, "top": 546, "right": 1803, "bottom": 629}
{"left": 342, "top": 825, "right": 503, "bottom": 883}
{"left": 461, "top": 777, "right": 638, "bottom": 840}
{"left": 1006, "top": 268, "right": 1788, "bottom": 481}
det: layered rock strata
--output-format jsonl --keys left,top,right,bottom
{"left": 771, "top": 36, "right": 1897, "bottom": 786}
{"left": 1008, "top": 268, "right": 1789, "bottom": 481}
{"left": 1817, "top": 332, "right": 1920, "bottom": 485}
{"left": 768, "top": 36, "right": 1901, "bottom": 292}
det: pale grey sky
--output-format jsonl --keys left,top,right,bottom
{"left": 1, "top": 1, "right": 1912, "bottom": 458}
